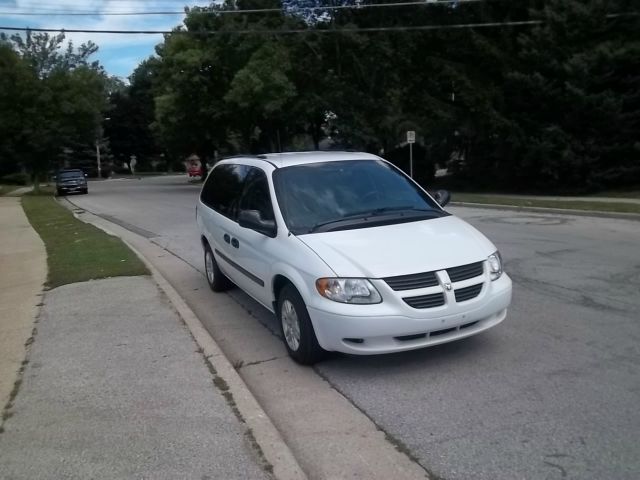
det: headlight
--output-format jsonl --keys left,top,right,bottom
{"left": 315, "top": 278, "right": 382, "bottom": 304}
{"left": 488, "top": 251, "right": 503, "bottom": 280}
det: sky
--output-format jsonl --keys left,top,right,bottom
{"left": 0, "top": 0, "right": 212, "bottom": 78}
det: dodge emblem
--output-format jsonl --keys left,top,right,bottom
{"left": 445, "top": 283, "right": 452, "bottom": 291}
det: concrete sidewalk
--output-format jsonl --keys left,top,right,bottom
{"left": 0, "top": 199, "right": 273, "bottom": 479}
{"left": 0, "top": 197, "right": 46, "bottom": 408}
{"left": 0, "top": 277, "right": 270, "bottom": 479}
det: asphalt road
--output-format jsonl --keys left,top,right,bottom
{"left": 70, "top": 176, "right": 640, "bottom": 480}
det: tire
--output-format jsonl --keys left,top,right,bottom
{"left": 204, "top": 243, "right": 233, "bottom": 292}
{"left": 278, "top": 284, "right": 325, "bottom": 365}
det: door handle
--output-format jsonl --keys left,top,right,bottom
{"left": 224, "top": 234, "right": 230, "bottom": 244}
{"left": 231, "top": 238, "right": 239, "bottom": 249}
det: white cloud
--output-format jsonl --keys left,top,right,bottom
{"left": 1, "top": 0, "right": 211, "bottom": 75}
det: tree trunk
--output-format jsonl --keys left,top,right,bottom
{"left": 311, "top": 121, "right": 321, "bottom": 150}
{"left": 32, "top": 171, "right": 40, "bottom": 194}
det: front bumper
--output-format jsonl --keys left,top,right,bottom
{"left": 307, "top": 274, "right": 512, "bottom": 354}
{"left": 57, "top": 184, "right": 87, "bottom": 194}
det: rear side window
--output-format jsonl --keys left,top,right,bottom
{"left": 201, "top": 164, "right": 249, "bottom": 219}
{"left": 239, "top": 168, "right": 274, "bottom": 221}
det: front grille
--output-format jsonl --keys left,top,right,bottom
{"left": 403, "top": 292, "right": 445, "bottom": 309}
{"left": 447, "top": 261, "right": 484, "bottom": 282}
{"left": 383, "top": 271, "right": 438, "bottom": 291}
{"left": 455, "top": 283, "right": 483, "bottom": 302}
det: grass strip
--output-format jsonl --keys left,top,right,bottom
{"left": 23, "top": 186, "right": 54, "bottom": 196}
{"left": 452, "top": 193, "right": 640, "bottom": 215}
{"left": 22, "top": 196, "right": 149, "bottom": 289}
{"left": 593, "top": 189, "right": 640, "bottom": 199}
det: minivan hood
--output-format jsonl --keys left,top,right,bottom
{"left": 298, "top": 215, "right": 496, "bottom": 278}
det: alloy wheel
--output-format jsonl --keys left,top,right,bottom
{"left": 205, "top": 250, "right": 215, "bottom": 285}
{"left": 281, "top": 299, "right": 301, "bottom": 351}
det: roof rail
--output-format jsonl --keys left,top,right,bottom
{"left": 216, "top": 153, "right": 278, "bottom": 168}
{"left": 218, "top": 154, "right": 268, "bottom": 161}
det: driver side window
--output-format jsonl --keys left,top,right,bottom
{"left": 239, "top": 167, "right": 275, "bottom": 221}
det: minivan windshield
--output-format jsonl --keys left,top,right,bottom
{"left": 273, "top": 160, "right": 447, "bottom": 234}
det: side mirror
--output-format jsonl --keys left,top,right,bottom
{"left": 433, "top": 189, "right": 451, "bottom": 208}
{"left": 238, "top": 210, "right": 277, "bottom": 238}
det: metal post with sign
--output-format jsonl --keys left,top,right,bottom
{"left": 407, "top": 130, "right": 416, "bottom": 178}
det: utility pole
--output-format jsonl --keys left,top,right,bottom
{"left": 95, "top": 140, "right": 102, "bottom": 179}
{"left": 95, "top": 118, "right": 110, "bottom": 179}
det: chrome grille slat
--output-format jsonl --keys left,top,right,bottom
{"left": 403, "top": 292, "right": 445, "bottom": 309}
{"left": 455, "top": 283, "right": 483, "bottom": 302}
{"left": 447, "top": 261, "right": 484, "bottom": 282}
{"left": 383, "top": 271, "right": 438, "bottom": 291}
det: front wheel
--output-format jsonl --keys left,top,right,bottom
{"left": 278, "top": 284, "right": 325, "bottom": 365}
{"left": 204, "top": 244, "right": 233, "bottom": 292}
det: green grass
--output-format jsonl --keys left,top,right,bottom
{"left": 592, "top": 189, "right": 640, "bottom": 199}
{"left": 22, "top": 196, "right": 149, "bottom": 288}
{"left": 452, "top": 193, "right": 640, "bottom": 215}
{"left": 24, "top": 185, "right": 54, "bottom": 196}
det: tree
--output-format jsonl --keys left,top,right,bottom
{"left": 139, "top": 0, "right": 637, "bottom": 192}
{"left": 8, "top": 31, "right": 101, "bottom": 77}
{"left": 0, "top": 43, "right": 38, "bottom": 178}
{"left": 0, "top": 32, "right": 107, "bottom": 190}
{"left": 105, "top": 58, "right": 161, "bottom": 171}
{"left": 500, "top": 0, "right": 640, "bottom": 191}
{"left": 225, "top": 41, "right": 297, "bottom": 152}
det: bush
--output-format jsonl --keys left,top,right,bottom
{"left": 1, "top": 172, "right": 29, "bottom": 185}
{"left": 113, "top": 165, "right": 131, "bottom": 175}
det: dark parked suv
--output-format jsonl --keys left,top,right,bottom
{"left": 56, "top": 169, "right": 88, "bottom": 195}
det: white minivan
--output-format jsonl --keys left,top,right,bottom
{"left": 197, "top": 152, "right": 512, "bottom": 364}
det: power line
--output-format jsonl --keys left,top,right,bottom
{"left": 0, "top": 0, "right": 486, "bottom": 17}
{"left": 0, "top": 21, "right": 552, "bottom": 35}
{"left": 0, "top": 12, "right": 634, "bottom": 35}
{"left": 3, "top": 11, "right": 187, "bottom": 16}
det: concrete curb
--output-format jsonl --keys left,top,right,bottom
{"left": 450, "top": 201, "right": 640, "bottom": 221}
{"left": 61, "top": 198, "right": 308, "bottom": 480}
{"left": 139, "top": 253, "right": 308, "bottom": 480}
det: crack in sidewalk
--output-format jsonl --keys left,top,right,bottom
{"left": 0, "top": 322, "right": 40, "bottom": 435}
{"left": 235, "top": 356, "right": 287, "bottom": 370}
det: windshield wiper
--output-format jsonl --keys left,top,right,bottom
{"left": 307, "top": 207, "right": 445, "bottom": 233}
{"left": 308, "top": 213, "right": 373, "bottom": 233}
{"left": 348, "top": 206, "right": 441, "bottom": 217}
